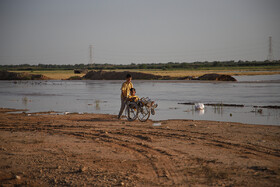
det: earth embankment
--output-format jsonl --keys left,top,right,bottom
{"left": 79, "top": 70, "right": 237, "bottom": 81}
{"left": 82, "top": 70, "right": 170, "bottom": 80}
{"left": 197, "top": 73, "right": 237, "bottom": 81}
{"left": 0, "top": 70, "right": 50, "bottom": 80}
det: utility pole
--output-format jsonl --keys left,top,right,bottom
{"left": 89, "top": 45, "right": 94, "bottom": 64}
{"left": 267, "top": 36, "right": 274, "bottom": 62}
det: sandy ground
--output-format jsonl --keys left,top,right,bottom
{"left": 0, "top": 108, "right": 279, "bottom": 186}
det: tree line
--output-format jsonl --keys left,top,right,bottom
{"left": 0, "top": 60, "right": 279, "bottom": 71}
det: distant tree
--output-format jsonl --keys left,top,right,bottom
{"left": 166, "top": 64, "right": 172, "bottom": 69}
{"left": 139, "top": 64, "right": 147, "bottom": 69}
{"left": 213, "top": 61, "right": 220, "bottom": 67}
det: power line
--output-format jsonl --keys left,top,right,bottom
{"left": 89, "top": 44, "right": 94, "bottom": 64}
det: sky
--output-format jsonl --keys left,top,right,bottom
{"left": 0, "top": 0, "right": 279, "bottom": 65}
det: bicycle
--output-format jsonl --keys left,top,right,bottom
{"left": 125, "top": 97, "right": 157, "bottom": 122}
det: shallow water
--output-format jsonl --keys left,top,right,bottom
{"left": 0, "top": 75, "right": 279, "bottom": 125}
{"left": 233, "top": 74, "right": 280, "bottom": 82}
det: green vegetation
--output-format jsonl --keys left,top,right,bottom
{"left": 1, "top": 60, "right": 280, "bottom": 71}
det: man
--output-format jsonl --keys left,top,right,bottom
{"left": 118, "top": 74, "right": 133, "bottom": 119}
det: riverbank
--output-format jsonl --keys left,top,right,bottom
{"left": 11, "top": 69, "right": 280, "bottom": 80}
{"left": 0, "top": 108, "right": 279, "bottom": 186}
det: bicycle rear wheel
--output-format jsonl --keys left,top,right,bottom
{"left": 126, "top": 102, "right": 139, "bottom": 121}
{"left": 138, "top": 105, "right": 150, "bottom": 122}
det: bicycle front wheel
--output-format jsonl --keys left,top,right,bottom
{"left": 138, "top": 105, "right": 150, "bottom": 122}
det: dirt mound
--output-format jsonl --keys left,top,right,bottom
{"left": 74, "top": 71, "right": 237, "bottom": 81}
{"left": 0, "top": 70, "right": 50, "bottom": 80}
{"left": 198, "top": 74, "right": 236, "bottom": 81}
{"left": 83, "top": 70, "right": 170, "bottom": 80}
{"left": 74, "top": 69, "right": 88, "bottom": 74}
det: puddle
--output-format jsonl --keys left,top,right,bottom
{"left": 152, "top": 123, "right": 161, "bottom": 127}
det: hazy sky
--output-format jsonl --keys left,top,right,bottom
{"left": 0, "top": 0, "right": 279, "bottom": 65}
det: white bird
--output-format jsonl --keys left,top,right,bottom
{"left": 195, "top": 103, "right": 205, "bottom": 110}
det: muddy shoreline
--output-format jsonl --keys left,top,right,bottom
{"left": 0, "top": 108, "right": 279, "bottom": 186}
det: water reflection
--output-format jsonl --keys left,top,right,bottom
{"left": 213, "top": 105, "right": 224, "bottom": 116}
{"left": 22, "top": 96, "right": 28, "bottom": 106}
{"left": 95, "top": 100, "right": 100, "bottom": 110}
{"left": 196, "top": 109, "right": 204, "bottom": 115}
